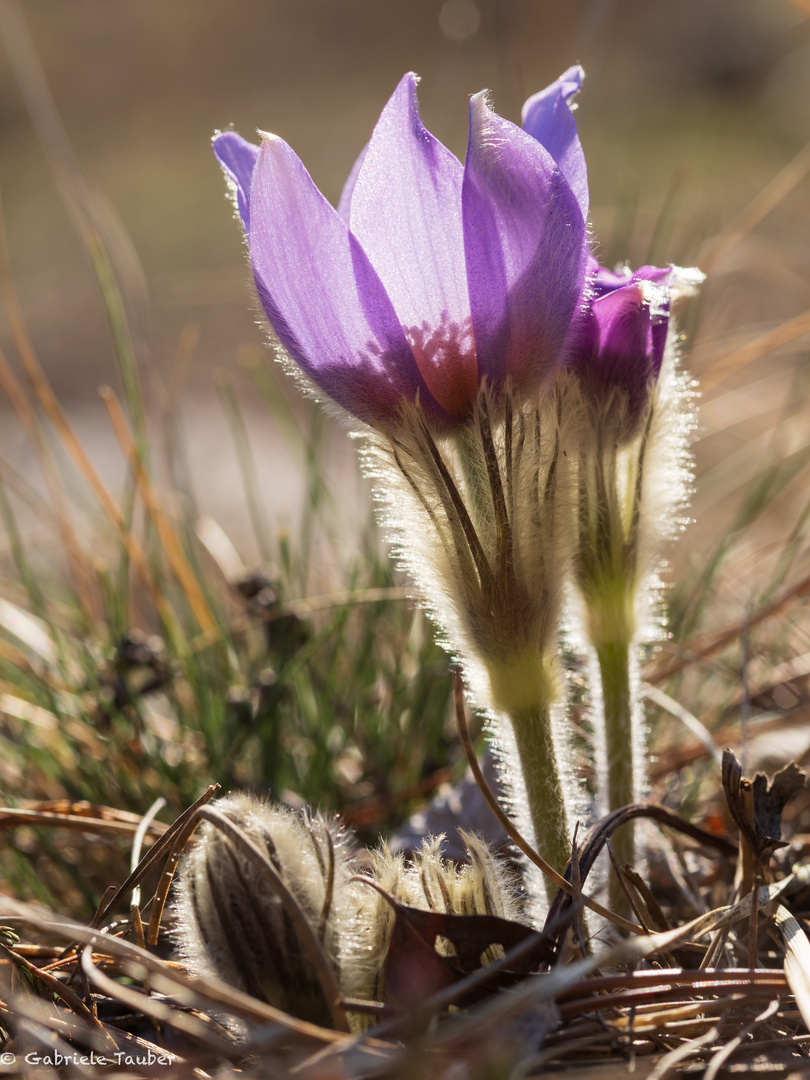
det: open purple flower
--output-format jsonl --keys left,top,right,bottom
{"left": 213, "top": 72, "right": 589, "bottom": 428}
{"left": 569, "top": 260, "right": 673, "bottom": 439}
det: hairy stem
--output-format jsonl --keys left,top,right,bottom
{"left": 488, "top": 651, "right": 571, "bottom": 904}
{"left": 509, "top": 703, "right": 572, "bottom": 903}
{"left": 595, "top": 638, "right": 637, "bottom": 907}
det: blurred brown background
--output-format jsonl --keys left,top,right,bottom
{"left": 0, "top": 0, "right": 809, "bottom": 571}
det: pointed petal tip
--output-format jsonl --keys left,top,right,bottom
{"left": 212, "top": 128, "right": 245, "bottom": 157}
{"left": 387, "top": 71, "right": 422, "bottom": 116}
{"left": 563, "top": 65, "right": 585, "bottom": 92}
{"left": 520, "top": 66, "right": 585, "bottom": 122}
{"left": 212, "top": 130, "right": 260, "bottom": 236}
{"left": 394, "top": 71, "right": 424, "bottom": 129}
{"left": 255, "top": 131, "right": 293, "bottom": 170}
{"left": 468, "top": 90, "right": 496, "bottom": 137}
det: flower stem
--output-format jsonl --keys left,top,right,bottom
{"left": 508, "top": 702, "right": 572, "bottom": 903}
{"left": 488, "top": 651, "right": 571, "bottom": 904}
{"left": 594, "top": 638, "right": 636, "bottom": 900}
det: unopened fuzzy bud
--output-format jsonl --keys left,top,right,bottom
{"left": 343, "top": 833, "right": 519, "bottom": 1008}
{"left": 172, "top": 793, "right": 353, "bottom": 1027}
{"left": 571, "top": 265, "right": 672, "bottom": 444}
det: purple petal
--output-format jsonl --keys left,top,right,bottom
{"left": 521, "top": 66, "right": 588, "bottom": 222}
{"left": 571, "top": 276, "right": 672, "bottom": 438}
{"left": 463, "top": 92, "right": 588, "bottom": 394}
{"left": 591, "top": 287, "right": 656, "bottom": 433}
{"left": 213, "top": 131, "right": 259, "bottom": 235}
{"left": 591, "top": 264, "right": 672, "bottom": 375}
{"left": 336, "top": 142, "right": 368, "bottom": 224}
{"left": 591, "top": 261, "right": 672, "bottom": 299}
{"left": 349, "top": 73, "right": 476, "bottom": 418}
{"left": 249, "top": 133, "right": 447, "bottom": 425}
{"left": 593, "top": 283, "right": 654, "bottom": 376}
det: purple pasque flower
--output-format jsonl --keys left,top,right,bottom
{"left": 212, "top": 72, "right": 589, "bottom": 428}
{"left": 569, "top": 259, "right": 673, "bottom": 439}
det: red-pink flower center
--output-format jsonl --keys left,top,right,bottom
{"left": 404, "top": 312, "right": 479, "bottom": 420}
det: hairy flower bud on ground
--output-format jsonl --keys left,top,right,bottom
{"left": 172, "top": 793, "right": 354, "bottom": 1028}
{"left": 343, "top": 832, "right": 519, "bottom": 1012}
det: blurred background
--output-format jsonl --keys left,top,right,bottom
{"left": 1, "top": 0, "right": 809, "bottom": 577}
